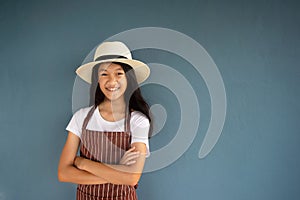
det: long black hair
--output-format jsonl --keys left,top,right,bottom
{"left": 89, "top": 62, "right": 151, "bottom": 126}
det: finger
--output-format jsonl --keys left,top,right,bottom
{"left": 123, "top": 147, "right": 136, "bottom": 156}
{"left": 126, "top": 152, "right": 140, "bottom": 160}
{"left": 125, "top": 160, "right": 137, "bottom": 166}
{"left": 123, "top": 152, "right": 140, "bottom": 160}
{"left": 127, "top": 146, "right": 136, "bottom": 152}
{"left": 122, "top": 154, "right": 139, "bottom": 163}
{"left": 124, "top": 154, "right": 140, "bottom": 164}
{"left": 122, "top": 152, "right": 140, "bottom": 162}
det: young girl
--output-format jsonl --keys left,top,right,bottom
{"left": 58, "top": 41, "right": 151, "bottom": 200}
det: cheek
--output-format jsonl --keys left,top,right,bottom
{"left": 98, "top": 79, "right": 105, "bottom": 89}
{"left": 98, "top": 77, "right": 105, "bottom": 84}
{"left": 120, "top": 76, "right": 127, "bottom": 85}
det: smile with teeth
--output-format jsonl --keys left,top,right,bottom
{"left": 106, "top": 87, "right": 120, "bottom": 92}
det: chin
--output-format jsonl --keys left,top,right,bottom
{"left": 105, "top": 95, "right": 124, "bottom": 102}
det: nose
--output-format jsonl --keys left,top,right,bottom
{"left": 107, "top": 74, "right": 118, "bottom": 84}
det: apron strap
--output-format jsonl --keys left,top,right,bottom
{"left": 82, "top": 106, "right": 97, "bottom": 132}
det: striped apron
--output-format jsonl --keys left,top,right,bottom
{"left": 76, "top": 106, "right": 137, "bottom": 200}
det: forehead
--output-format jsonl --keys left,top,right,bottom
{"left": 98, "top": 62, "right": 123, "bottom": 72}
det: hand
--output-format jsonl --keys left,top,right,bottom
{"left": 119, "top": 146, "right": 140, "bottom": 166}
{"left": 74, "top": 156, "right": 85, "bottom": 170}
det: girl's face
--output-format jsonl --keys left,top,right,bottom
{"left": 98, "top": 62, "right": 127, "bottom": 102}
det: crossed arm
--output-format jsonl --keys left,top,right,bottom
{"left": 58, "top": 132, "right": 146, "bottom": 186}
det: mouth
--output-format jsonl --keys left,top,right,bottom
{"left": 106, "top": 87, "right": 120, "bottom": 92}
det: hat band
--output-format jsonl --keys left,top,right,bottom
{"left": 95, "top": 55, "right": 128, "bottom": 61}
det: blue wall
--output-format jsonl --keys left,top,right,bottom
{"left": 0, "top": 0, "right": 299, "bottom": 199}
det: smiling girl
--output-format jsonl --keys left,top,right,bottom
{"left": 58, "top": 41, "right": 151, "bottom": 200}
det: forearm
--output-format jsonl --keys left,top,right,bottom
{"left": 57, "top": 132, "right": 108, "bottom": 185}
{"left": 58, "top": 164, "right": 108, "bottom": 185}
{"left": 74, "top": 143, "right": 147, "bottom": 186}
{"left": 80, "top": 160, "right": 143, "bottom": 186}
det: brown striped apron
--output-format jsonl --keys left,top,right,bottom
{"left": 77, "top": 106, "right": 137, "bottom": 200}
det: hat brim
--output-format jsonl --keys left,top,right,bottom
{"left": 76, "top": 58, "right": 150, "bottom": 84}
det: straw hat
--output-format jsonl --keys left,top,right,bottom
{"left": 76, "top": 41, "right": 150, "bottom": 84}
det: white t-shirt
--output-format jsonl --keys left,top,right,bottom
{"left": 66, "top": 106, "right": 150, "bottom": 157}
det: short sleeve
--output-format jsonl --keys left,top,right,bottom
{"left": 130, "top": 112, "right": 150, "bottom": 157}
{"left": 66, "top": 107, "right": 90, "bottom": 138}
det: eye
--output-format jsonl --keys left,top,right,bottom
{"left": 99, "top": 73, "right": 108, "bottom": 76}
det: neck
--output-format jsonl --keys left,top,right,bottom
{"left": 100, "top": 97, "right": 127, "bottom": 113}
{"left": 98, "top": 98, "right": 127, "bottom": 122}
